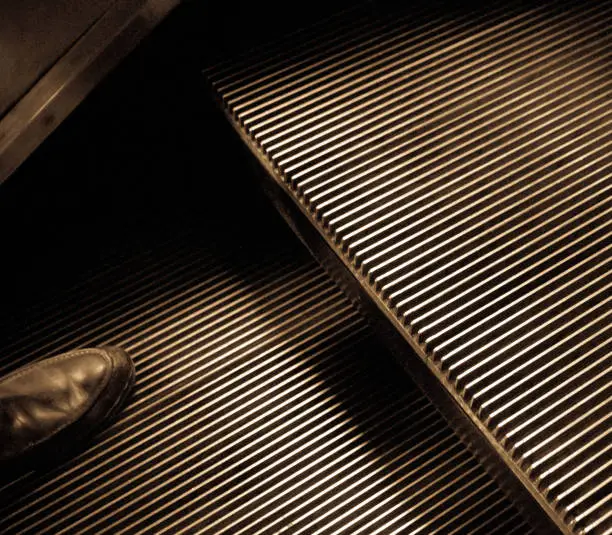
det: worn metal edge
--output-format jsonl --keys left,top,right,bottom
{"left": 210, "top": 90, "right": 568, "bottom": 535}
{"left": 0, "top": 0, "right": 180, "bottom": 185}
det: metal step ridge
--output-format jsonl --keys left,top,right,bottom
{"left": 207, "top": 1, "right": 612, "bottom": 533}
{"left": 0, "top": 229, "right": 532, "bottom": 534}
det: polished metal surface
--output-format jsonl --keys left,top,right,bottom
{"left": 0, "top": 0, "right": 180, "bottom": 185}
{"left": 0, "top": 227, "right": 531, "bottom": 534}
{"left": 209, "top": 1, "right": 612, "bottom": 533}
{"left": 0, "top": 0, "right": 115, "bottom": 119}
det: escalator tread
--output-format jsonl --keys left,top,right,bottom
{"left": 208, "top": 1, "right": 612, "bottom": 533}
{"left": 0, "top": 224, "right": 530, "bottom": 534}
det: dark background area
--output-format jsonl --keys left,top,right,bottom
{"left": 0, "top": 1, "right": 278, "bottom": 316}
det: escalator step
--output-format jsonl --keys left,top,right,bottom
{"left": 0, "top": 227, "right": 530, "bottom": 534}
{"left": 208, "top": 1, "right": 612, "bottom": 533}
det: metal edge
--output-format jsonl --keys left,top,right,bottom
{"left": 210, "top": 92, "right": 569, "bottom": 535}
{"left": 0, "top": 0, "right": 181, "bottom": 185}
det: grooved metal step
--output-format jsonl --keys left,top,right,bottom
{"left": 208, "top": 1, "right": 612, "bottom": 533}
{"left": 0, "top": 226, "right": 530, "bottom": 533}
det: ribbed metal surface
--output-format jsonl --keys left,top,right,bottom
{"left": 0, "top": 229, "right": 530, "bottom": 533}
{"left": 209, "top": 2, "right": 612, "bottom": 533}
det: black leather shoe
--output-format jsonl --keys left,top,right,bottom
{"left": 0, "top": 346, "right": 134, "bottom": 472}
